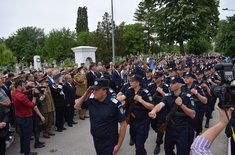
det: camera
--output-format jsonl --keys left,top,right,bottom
{"left": 215, "top": 63, "right": 234, "bottom": 83}
{"left": 26, "top": 85, "right": 47, "bottom": 97}
{"left": 211, "top": 63, "right": 235, "bottom": 108}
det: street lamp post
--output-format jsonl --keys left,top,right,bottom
{"left": 222, "top": 8, "right": 235, "bottom": 11}
{"left": 111, "top": 0, "right": 115, "bottom": 64}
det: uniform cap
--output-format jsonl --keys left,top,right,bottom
{"left": 129, "top": 74, "right": 142, "bottom": 82}
{"left": 185, "top": 72, "right": 196, "bottom": 79}
{"left": 154, "top": 72, "right": 164, "bottom": 79}
{"left": 171, "top": 76, "right": 184, "bottom": 84}
{"left": 91, "top": 78, "right": 109, "bottom": 90}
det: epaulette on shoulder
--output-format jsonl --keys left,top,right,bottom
{"left": 165, "top": 93, "right": 172, "bottom": 96}
{"left": 148, "top": 82, "right": 154, "bottom": 87}
{"left": 186, "top": 93, "right": 192, "bottom": 98}
{"left": 143, "top": 89, "right": 149, "bottom": 93}
{"left": 124, "top": 82, "right": 128, "bottom": 86}
{"left": 128, "top": 87, "right": 132, "bottom": 90}
{"left": 164, "top": 83, "right": 169, "bottom": 87}
{"left": 109, "top": 89, "right": 114, "bottom": 93}
{"left": 111, "top": 98, "right": 119, "bottom": 104}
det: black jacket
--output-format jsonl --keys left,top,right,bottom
{"left": 63, "top": 82, "right": 76, "bottom": 105}
{"left": 0, "top": 104, "right": 9, "bottom": 137}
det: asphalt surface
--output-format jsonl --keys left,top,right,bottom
{"left": 6, "top": 109, "right": 228, "bottom": 155}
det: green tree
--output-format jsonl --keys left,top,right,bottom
{"left": 5, "top": 26, "right": 45, "bottom": 63}
{"left": 215, "top": 16, "right": 235, "bottom": 56}
{"left": 95, "top": 12, "right": 113, "bottom": 63}
{"left": 44, "top": 28, "right": 77, "bottom": 62}
{"left": 134, "top": 0, "right": 156, "bottom": 49}
{"left": 188, "top": 37, "right": 211, "bottom": 55}
{"left": 154, "top": 0, "right": 219, "bottom": 55}
{"left": 77, "top": 31, "right": 96, "bottom": 46}
{"left": 75, "top": 7, "right": 89, "bottom": 34}
{"left": 0, "top": 43, "right": 17, "bottom": 66}
{"left": 123, "top": 23, "right": 145, "bottom": 55}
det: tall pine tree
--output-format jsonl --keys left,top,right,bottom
{"left": 76, "top": 7, "right": 89, "bottom": 34}
{"left": 134, "top": 0, "right": 156, "bottom": 51}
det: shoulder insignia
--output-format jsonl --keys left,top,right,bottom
{"left": 148, "top": 82, "right": 154, "bottom": 86}
{"left": 186, "top": 93, "right": 191, "bottom": 98}
{"left": 128, "top": 87, "right": 132, "bottom": 90}
{"left": 164, "top": 83, "right": 169, "bottom": 87}
{"left": 111, "top": 98, "right": 119, "bottom": 104}
{"left": 165, "top": 93, "right": 172, "bottom": 96}
{"left": 143, "top": 89, "right": 149, "bottom": 93}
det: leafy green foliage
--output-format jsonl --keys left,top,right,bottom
{"left": 76, "top": 7, "right": 89, "bottom": 34}
{"left": 123, "top": 23, "right": 145, "bottom": 55}
{"left": 5, "top": 27, "right": 45, "bottom": 63}
{"left": 44, "top": 28, "right": 77, "bottom": 62}
{"left": 188, "top": 37, "right": 211, "bottom": 55}
{"left": 215, "top": 16, "right": 235, "bottom": 56}
{"left": 154, "top": 0, "right": 219, "bottom": 54}
{"left": 134, "top": 0, "right": 156, "bottom": 49}
{"left": 0, "top": 43, "right": 17, "bottom": 66}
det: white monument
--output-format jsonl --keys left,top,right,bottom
{"left": 71, "top": 46, "right": 97, "bottom": 67}
{"left": 33, "top": 55, "right": 41, "bottom": 70}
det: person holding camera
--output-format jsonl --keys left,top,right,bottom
{"left": 11, "top": 80, "right": 45, "bottom": 155}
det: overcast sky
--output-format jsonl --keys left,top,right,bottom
{"left": 1, "top": 0, "right": 235, "bottom": 38}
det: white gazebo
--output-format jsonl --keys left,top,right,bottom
{"left": 71, "top": 46, "right": 97, "bottom": 67}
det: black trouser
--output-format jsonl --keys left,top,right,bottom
{"left": 193, "top": 104, "right": 206, "bottom": 134}
{"left": 130, "top": 118, "right": 150, "bottom": 155}
{"left": 93, "top": 136, "right": 118, "bottom": 155}
{"left": 205, "top": 95, "right": 216, "bottom": 119}
{"left": 0, "top": 136, "right": 6, "bottom": 155}
{"left": 55, "top": 107, "right": 65, "bottom": 130}
{"left": 65, "top": 104, "right": 75, "bottom": 124}
{"left": 164, "top": 126, "right": 189, "bottom": 155}
{"left": 16, "top": 116, "right": 33, "bottom": 155}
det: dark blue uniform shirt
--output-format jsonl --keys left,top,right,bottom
{"left": 161, "top": 92, "right": 196, "bottom": 127}
{"left": 124, "top": 87, "right": 153, "bottom": 120}
{"left": 82, "top": 95, "right": 125, "bottom": 138}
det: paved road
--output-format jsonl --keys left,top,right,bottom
{"left": 6, "top": 109, "right": 228, "bottom": 155}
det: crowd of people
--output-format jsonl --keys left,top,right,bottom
{"left": 0, "top": 54, "right": 234, "bottom": 155}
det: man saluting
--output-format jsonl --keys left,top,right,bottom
{"left": 74, "top": 78, "right": 127, "bottom": 155}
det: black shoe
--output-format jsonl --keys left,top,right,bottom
{"left": 68, "top": 124, "right": 73, "bottom": 127}
{"left": 38, "top": 141, "right": 45, "bottom": 145}
{"left": 205, "top": 119, "right": 210, "bottom": 128}
{"left": 55, "top": 129, "right": 63, "bottom": 132}
{"left": 29, "top": 152, "right": 38, "bottom": 155}
{"left": 129, "top": 139, "right": 134, "bottom": 146}
{"left": 154, "top": 145, "right": 160, "bottom": 154}
{"left": 34, "top": 143, "right": 45, "bottom": 148}
{"left": 80, "top": 117, "right": 85, "bottom": 120}
{"left": 62, "top": 127, "right": 67, "bottom": 130}
{"left": 72, "top": 121, "right": 78, "bottom": 124}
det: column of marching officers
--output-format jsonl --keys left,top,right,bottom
{"left": 0, "top": 55, "right": 223, "bottom": 155}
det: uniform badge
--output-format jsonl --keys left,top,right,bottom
{"left": 94, "top": 81, "right": 98, "bottom": 85}
{"left": 119, "top": 107, "right": 125, "bottom": 114}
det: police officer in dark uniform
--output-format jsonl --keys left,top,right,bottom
{"left": 147, "top": 72, "right": 169, "bottom": 154}
{"left": 117, "top": 74, "right": 154, "bottom": 155}
{"left": 142, "top": 69, "right": 153, "bottom": 88}
{"left": 149, "top": 76, "right": 196, "bottom": 155}
{"left": 74, "top": 78, "right": 127, "bottom": 155}
{"left": 183, "top": 72, "right": 208, "bottom": 154}
{"left": 184, "top": 72, "right": 207, "bottom": 135}
{"left": 196, "top": 70, "right": 213, "bottom": 128}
